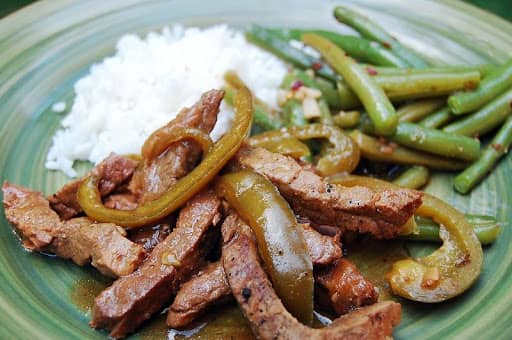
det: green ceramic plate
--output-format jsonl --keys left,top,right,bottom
{"left": 1, "top": 0, "right": 511, "bottom": 339}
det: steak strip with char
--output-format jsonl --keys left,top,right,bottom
{"left": 221, "top": 213, "right": 401, "bottom": 340}
{"left": 167, "top": 223, "right": 343, "bottom": 328}
{"left": 2, "top": 182, "right": 145, "bottom": 277}
{"left": 90, "top": 190, "right": 222, "bottom": 339}
{"left": 233, "top": 146, "right": 422, "bottom": 239}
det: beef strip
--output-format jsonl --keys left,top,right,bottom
{"left": 48, "top": 154, "right": 138, "bottom": 220}
{"left": 90, "top": 190, "right": 222, "bottom": 338}
{"left": 315, "top": 259, "right": 378, "bottom": 316}
{"left": 130, "top": 90, "right": 223, "bottom": 203}
{"left": 167, "top": 223, "right": 343, "bottom": 328}
{"left": 128, "top": 222, "right": 173, "bottom": 254}
{"left": 3, "top": 182, "right": 60, "bottom": 250}
{"left": 221, "top": 213, "right": 401, "bottom": 340}
{"left": 233, "top": 146, "right": 422, "bottom": 239}
{"left": 2, "top": 182, "right": 145, "bottom": 277}
{"left": 167, "top": 261, "right": 233, "bottom": 328}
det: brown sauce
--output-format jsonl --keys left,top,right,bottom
{"left": 70, "top": 276, "right": 111, "bottom": 313}
{"left": 345, "top": 237, "right": 409, "bottom": 301}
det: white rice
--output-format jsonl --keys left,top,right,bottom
{"left": 45, "top": 25, "right": 287, "bottom": 177}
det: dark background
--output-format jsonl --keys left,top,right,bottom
{"left": 0, "top": 0, "right": 511, "bottom": 21}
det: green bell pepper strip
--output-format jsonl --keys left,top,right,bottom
{"left": 141, "top": 127, "right": 212, "bottom": 162}
{"left": 249, "top": 124, "right": 360, "bottom": 175}
{"left": 77, "top": 86, "right": 253, "bottom": 228}
{"left": 328, "top": 175, "right": 483, "bottom": 303}
{"left": 216, "top": 170, "right": 314, "bottom": 325}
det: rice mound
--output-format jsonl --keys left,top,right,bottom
{"left": 45, "top": 25, "right": 287, "bottom": 177}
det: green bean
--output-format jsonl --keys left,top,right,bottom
{"left": 349, "top": 130, "right": 468, "bottom": 170}
{"left": 318, "top": 99, "right": 334, "bottom": 125}
{"left": 362, "top": 120, "right": 481, "bottom": 161}
{"left": 224, "top": 85, "right": 283, "bottom": 131}
{"left": 448, "top": 59, "right": 512, "bottom": 114}
{"left": 397, "top": 98, "right": 445, "bottom": 122}
{"left": 333, "top": 110, "right": 360, "bottom": 128}
{"left": 283, "top": 99, "right": 307, "bottom": 127}
{"left": 366, "top": 64, "right": 494, "bottom": 77}
{"left": 269, "top": 28, "right": 408, "bottom": 67}
{"left": 392, "top": 166, "right": 429, "bottom": 189}
{"left": 335, "top": 70, "right": 480, "bottom": 109}
{"left": 443, "top": 87, "right": 512, "bottom": 137}
{"left": 333, "top": 6, "right": 429, "bottom": 68}
{"left": 403, "top": 215, "right": 501, "bottom": 245}
{"left": 281, "top": 70, "right": 341, "bottom": 108}
{"left": 245, "top": 26, "right": 337, "bottom": 82}
{"left": 302, "top": 33, "right": 398, "bottom": 136}
{"left": 454, "top": 116, "right": 512, "bottom": 194}
{"left": 418, "top": 106, "right": 455, "bottom": 129}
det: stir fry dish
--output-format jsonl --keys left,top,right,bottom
{"left": 3, "top": 5, "right": 511, "bottom": 339}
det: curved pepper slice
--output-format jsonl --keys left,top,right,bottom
{"left": 216, "top": 170, "right": 314, "bottom": 325}
{"left": 77, "top": 87, "right": 253, "bottom": 228}
{"left": 248, "top": 136, "right": 311, "bottom": 159}
{"left": 249, "top": 123, "right": 360, "bottom": 176}
{"left": 328, "top": 175, "right": 483, "bottom": 303}
{"left": 141, "top": 127, "right": 213, "bottom": 162}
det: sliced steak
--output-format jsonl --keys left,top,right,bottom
{"left": 233, "top": 146, "right": 422, "bottom": 239}
{"left": 2, "top": 182, "right": 144, "bottom": 277}
{"left": 48, "top": 154, "right": 138, "bottom": 220}
{"left": 52, "top": 217, "right": 145, "bottom": 277}
{"left": 167, "top": 261, "right": 233, "bottom": 328}
{"left": 221, "top": 213, "right": 401, "bottom": 340}
{"left": 167, "top": 223, "right": 343, "bottom": 328}
{"left": 104, "top": 193, "right": 138, "bottom": 211}
{"left": 315, "top": 259, "right": 378, "bottom": 316}
{"left": 128, "top": 222, "right": 173, "bottom": 254}
{"left": 3, "top": 182, "right": 60, "bottom": 250}
{"left": 91, "top": 190, "right": 222, "bottom": 338}
{"left": 131, "top": 90, "right": 223, "bottom": 202}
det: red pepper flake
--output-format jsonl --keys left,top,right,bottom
{"left": 464, "top": 81, "right": 478, "bottom": 91}
{"left": 366, "top": 66, "right": 378, "bottom": 76}
{"left": 312, "top": 62, "right": 323, "bottom": 71}
{"left": 382, "top": 41, "right": 392, "bottom": 49}
{"left": 492, "top": 143, "right": 503, "bottom": 151}
{"left": 291, "top": 80, "right": 303, "bottom": 91}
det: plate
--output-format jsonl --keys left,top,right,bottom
{"left": 1, "top": 0, "right": 511, "bottom": 339}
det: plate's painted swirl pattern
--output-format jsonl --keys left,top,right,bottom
{"left": 0, "top": 1, "right": 511, "bottom": 339}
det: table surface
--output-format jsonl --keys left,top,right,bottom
{"left": 1, "top": 0, "right": 511, "bottom": 21}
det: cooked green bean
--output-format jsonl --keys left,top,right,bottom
{"left": 333, "top": 110, "right": 360, "bottom": 128}
{"left": 335, "top": 70, "right": 480, "bottom": 109}
{"left": 418, "top": 106, "right": 455, "bottom": 129}
{"left": 224, "top": 85, "right": 283, "bottom": 131}
{"left": 302, "top": 33, "right": 398, "bottom": 136}
{"left": 392, "top": 166, "right": 429, "bottom": 189}
{"left": 281, "top": 70, "right": 341, "bottom": 108}
{"left": 362, "top": 120, "right": 481, "bottom": 161}
{"left": 397, "top": 99, "right": 445, "bottom": 122}
{"left": 246, "top": 26, "right": 337, "bottom": 82}
{"left": 448, "top": 59, "right": 512, "bottom": 114}
{"left": 283, "top": 98, "right": 307, "bottom": 127}
{"left": 443, "top": 87, "right": 512, "bottom": 137}
{"left": 333, "top": 6, "right": 429, "bottom": 68}
{"left": 366, "top": 64, "right": 494, "bottom": 77}
{"left": 318, "top": 99, "right": 334, "bottom": 125}
{"left": 404, "top": 215, "right": 501, "bottom": 245}
{"left": 268, "top": 28, "right": 408, "bottom": 67}
{"left": 349, "top": 130, "right": 468, "bottom": 170}
{"left": 454, "top": 116, "right": 512, "bottom": 194}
